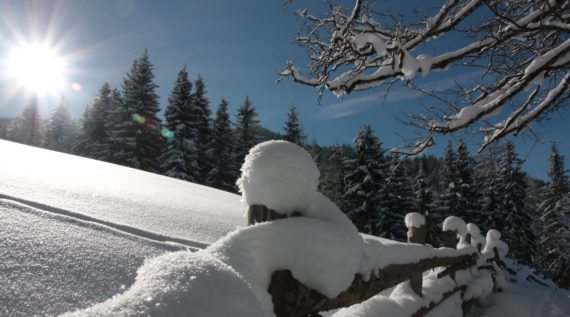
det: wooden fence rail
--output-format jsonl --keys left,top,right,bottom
{"left": 248, "top": 205, "right": 504, "bottom": 317}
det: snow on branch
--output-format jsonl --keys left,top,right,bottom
{"left": 282, "top": 0, "right": 570, "bottom": 153}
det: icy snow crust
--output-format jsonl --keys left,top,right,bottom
{"left": 0, "top": 200, "right": 171, "bottom": 317}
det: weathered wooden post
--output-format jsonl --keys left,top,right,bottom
{"left": 248, "top": 204, "right": 301, "bottom": 225}
{"left": 405, "top": 213, "right": 427, "bottom": 296}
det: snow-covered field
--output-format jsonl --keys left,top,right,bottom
{"left": 1, "top": 140, "right": 568, "bottom": 316}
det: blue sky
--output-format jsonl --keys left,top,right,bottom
{"left": 0, "top": 0, "right": 568, "bottom": 180}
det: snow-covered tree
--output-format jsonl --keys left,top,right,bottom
{"left": 382, "top": 152, "right": 415, "bottom": 240}
{"left": 414, "top": 160, "right": 434, "bottom": 242}
{"left": 76, "top": 83, "right": 114, "bottom": 158}
{"left": 343, "top": 125, "right": 387, "bottom": 235}
{"left": 7, "top": 101, "right": 44, "bottom": 146}
{"left": 476, "top": 156, "right": 500, "bottom": 232}
{"left": 434, "top": 141, "right": 459, "bottom": 228}
{"left": 116, "top": 50, "right": 163, "bottom": 172}
{"left": 281, "top": 0, "right": 570, "bottom": 153}
{"left": 45, "top": 97, "right": 78, "bottom": 153}
{"left": 455, "top": 139, "right": 476, "bottom": 223}
{"left": 191, "top": 75, "right": 212, "bottom": 183}
{"left": 159, "top": 66, "right": 198, "bottom": 181}
{"left": 537, "top": 145, "right": 569, "bottom": 287}
{"left": 235, "top": 96, "right": 260, "bottom": 168}
{"left": 497, "top": 141, "right": 535, "bottom": 265}
{"left": 320, "top": 141, "right": 347, "bottom": 209}
{"left": 283, "top": 105, "right": 305, "bottom": 146}
{"left": 207, "top": 99, "right": 237, "bottom": 192}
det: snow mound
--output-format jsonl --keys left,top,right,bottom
{"left": 404, "top": 212, "right": 425, "bottom": 229}
{"left": 237, "top": 141, "right": 320, "bottom": 214}
{"left": 64, "top": 251, "right": 264, "bottom": 317}
{"left": 208, "top": 217, "right": 364, "bottom": 305}
{"left": 305, "top": 192, "right": 359, "bottom": 233}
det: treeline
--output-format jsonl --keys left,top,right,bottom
{"left": 0, "top": 50, "right": 284, "bottom": 193}
{"left": 0, "top": 50, "right": 567, "bottom": 289}
{"left": 314, "top": 126, "right": 568, "bottom": 288}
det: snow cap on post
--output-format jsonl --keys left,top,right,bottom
{"left": 237, "top": 140, "right": 320, "bottom": 214}
{"left": 442, "top": 216, "right": 467, "bottom": 238}
{"left": 483, "top": 229, "right": 509, "bottom": 258}
{"left": 467, "top": 223, "right": 486, "bottom": 250}
{"left": 404, "top": 212, "right": 425, "bottom": 229}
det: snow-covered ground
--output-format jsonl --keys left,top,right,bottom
{"left": 1, "top": 140, "right": 568, "bottom": 316}
{"left": 0, "top": 139, "right": 245, "bottom": 247}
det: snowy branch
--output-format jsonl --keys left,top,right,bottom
{"left": 282, "top": 0, "right": 570, "bottom": 152}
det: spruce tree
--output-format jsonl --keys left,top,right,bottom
{"left": 343, "top": 125, "right": 387, "bottom": 235}
{"left": 477, "top": 157, "right": 500, "bottom": 232}
{"left": 159, "top": 67, "right": 198, "bottom": 181}
{"left": 455, "top": 139, "right": 476, "bottom": 223}
{"left": 414, "top": 160, "right": 434, "bottom": 242}
{"left": 76, "top": 83, "right": 113, "bottom": 158}
{"left": 191, "top": 75, "right": 212, "bottom": 183}
{"left": 116, "top": 50, "right": 163, "bottom": 172}
{"left": 45, "top": 97, "right": 78, "bottom": 153}
{"left": 7, "top": 101, "right": 44, "bottom": 146}
{"left": 283, "top": 105, "right": 305, "bottom": 146}
{"left": 320, "top": 141, "right": 346, "bottom": 209}
{"left": 207, "top": 99, "right": 237, "bottom": 192}
{"left": 497, "top": 141, "right": 535, "bottom": 265}
{"left": 434, "top": 141, "right": 459, "bottom": 229}
{"left": 235, "top": 96, "right": 260, "bottom": 168}
{"left": 382, "top": 152, "right": 415, "bottom": 240}
{"left": 538, "top": 145, "right": 569, "bottom": 287}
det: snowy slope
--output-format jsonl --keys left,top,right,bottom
{"left": 0, "top": 140, "right": 245, "bottom": 246}
{"left": 0, "top": 140, "right": 246, "bottom": 316}
{"left": 0, "top": 199, "right": 171, "bottom": 316}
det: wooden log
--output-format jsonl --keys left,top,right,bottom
{"left": 248, "top": 204, "right": 301, "bottom": 225}
{"left": 268, "top": 253, "right": 477, "bottom": 317}
{"left": 408, "top": 224, "right": 427, "bottom": 296}
{"left": 411, "top": 285, "right": 467, "bottom": 317}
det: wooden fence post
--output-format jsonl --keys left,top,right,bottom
{"left": 248, "top": 204, "right": 301, "bottom": 225}
{"left": 408, "top": 224, "right": 427, "bottom": 296}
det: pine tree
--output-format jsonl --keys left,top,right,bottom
{"left": 538, "top": 145, "right": 569, "bottom": 287}
{"left": 477, "top": 157, "right": 500, "bottom": 232}
{"left": 7, "top": 101, "right": 44, "bottom": 146}
{"left": 207, "top": 99, "right": 237, "bottom": 192}
{"left": 76, "top": 83, "right": 114, "bottom": 159}
{"left": 45, "top": 96, "right": 78, "bottom": 153}
{"left": 320, "top": 141, "right": 346, "bottom": 209}
{"left": 159, "top": 66, "right": 198, "bottom": 181}
{"left": 497, "top": 141, "right": 535, "bottom": 265}
{"left": 434, "top": 141, "right": 459, "bottom": 229}
{"left": 414, "top": 160, "right": 434, "bottom": 242}
{"left": 116, "top": 50, "right": 163, "bottom": 172}
{"left": 343, "top": 125, "right": 387, "bottom": 235}
{"left": 455, "top": 139, "right": 476, "bottom": 223}
{"left": 235, "top": 96, "right": 260, "bottom": 168}
{"left": 382, "top": 152, "right": 415, "bottom": 240}
{"left": 191, "top": 75, "right": 212, "bottom": 183}
{"left": 283, "top": 105, "right": 305, "bottom": 146}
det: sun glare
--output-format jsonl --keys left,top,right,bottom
{"left": 4, "top": 43, "right": 67, "bottom": 95}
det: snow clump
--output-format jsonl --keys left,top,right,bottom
{"left": 404, "top": 212, "right": 425, "bottom": 229}
{"left": 237, "top": 140, "right": 320, "bottom": 214}
{"left": 64, "top": 251, "right": 264, "bottom": 317}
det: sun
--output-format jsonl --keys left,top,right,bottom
{"left": 3, "top": 43, "right": 67, "bottom": 95}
